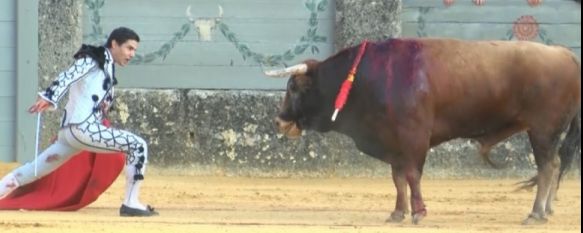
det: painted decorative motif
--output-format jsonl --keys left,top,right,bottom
{"left": 441, "top": 0, "right": 570, "bottom": 7}
{"left": 441, "top": 0, "right": 489, "bottom": 6}
{"left": 527, "top": 0, "right": 542, "bottom": 7}
{"left": 504, "top": 15, "right": 554, "bottom": 44}
{"left": 217, "top": 0, "right": 328, "bottom": 66}
{"left": 420, "top": 1, "right": 557, "bottom": 45}
{"left": 84, "top": 0, "right": 329, "bottom": 66}
{"left": 473, "top": 0, "right": 486, "bottom": 6}
{"left": 416, "top": 7, "right": 431, "bottom": 37}
{"left": 443, "top": 0, "right": 455, "bottom": 7}
{"left": 512, "top": 15, "right": 539, "bottom": 41}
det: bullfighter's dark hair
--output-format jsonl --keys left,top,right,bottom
{"left": 105, "top": 27, "right": 140, "bottom": 48}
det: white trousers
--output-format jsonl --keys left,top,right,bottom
{"left": 1, "top": 121, "right": 148, "bottom": 204}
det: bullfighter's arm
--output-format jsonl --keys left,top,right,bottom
{"left": 38, "top": 57, "right": 97, "bottom": 109}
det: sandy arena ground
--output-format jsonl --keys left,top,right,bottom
{"left": 0, "top": 163, "right": 580, "bottom": 233}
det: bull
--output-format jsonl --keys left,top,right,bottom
{"left": 264, "top": 38, "right": 581, "bottom": 225}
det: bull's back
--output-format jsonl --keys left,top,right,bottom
{"left": 413, "top": 38, "right": 580, "bottom": 141}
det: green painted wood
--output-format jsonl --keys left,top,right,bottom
{"left": 0, "top": 23, "right": 16, "bottom": 48}
{"left": 95, "top": 0, "right": 334, "bottom": 19}
{"left": 403, "top": 22, "right": 581, "bottom": 47}
{"left": 90, "top": 18, "right": 335, "bottom": 42}
{"left": 83, "top": 0, "right": 335, "bottom": 89}
{"left": 0, "top": 97, "right": 15, "bottom": 121}
{"left": 0, "top": 122, "right": 15, "bottom": 162}
{"left": 117, "top": 65, "right": 288, "bottom": 89}
{"left": 402, "top": 5, "right": 581, "bottom": 24}
{"left": 16, "top": 0, "right": 38, "bottom": 163}
{"left": 0, "top": 72, "right": 15, "bottom": 97}
{"left": 402, "top": 0, "right": 580, "bottom": 60}
{"left": 404, "top": 0, "right": 580, "bottom": 7}
{"left": 0, "top": 0, "right": 16, "bottom": 162}
{"left": 571, "top": 48, "right": 581, "bottom": 58}
{"left": 0, "top": 47, "right": 16, "bottom": 71}
{"left": 0, "top": 0, "right": 15, "bottom": 21}
{"left": 116, "top": 41, "right": 333, "bottom": 66}
{"left": 0, "top": 146, "right": 14, "bottom": 162}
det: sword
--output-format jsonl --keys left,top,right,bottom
{"left": 34, "top": 112, "right": 42, "bottom": 177}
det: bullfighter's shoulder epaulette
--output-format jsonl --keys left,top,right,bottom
{"left": 72, "top": 44, "right": 106, "bottom": 70}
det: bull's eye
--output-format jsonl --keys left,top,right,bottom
{"left": 287, "top": 80, "right": 297, "bottom": 92}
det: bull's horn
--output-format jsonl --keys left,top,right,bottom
{"left": 218, "top": 5, "right": 223, "bottom": 19}
{"left": 264, "top": 64, "right": 308, "bottom": 77}
{"left": 186, "top": 5, "right": 195, "bottom": 22}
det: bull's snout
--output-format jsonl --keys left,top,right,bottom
{"left": 274, "top": 117, "right": 284, "bottom": 130}
{"left": 274, "top": 116, "right": 302, "bottom": 139}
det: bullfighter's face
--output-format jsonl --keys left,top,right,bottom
{"left": 275, "top": 73, "right": 322, "bottom": 139}
{"left": 111, "top": 39, "right": 139, "bottom": 67}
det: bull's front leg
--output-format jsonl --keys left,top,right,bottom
{"left": 390, "top": 125, "right": 430, "bottom": 224}
{"left": 386, "top": 165, "right": 409, "bottom": 223}
{"left": 406, "top": 164, "right": 427, "bottom": 224}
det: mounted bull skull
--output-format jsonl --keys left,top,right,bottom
{"left": 186, "top": 5, "right": 223, "bottom": 41}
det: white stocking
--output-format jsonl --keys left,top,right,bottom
{"left": 123, "top": 164, "right": 147, "bottom": 210}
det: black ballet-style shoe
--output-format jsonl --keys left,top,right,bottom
{"left": 119, "top": 204, "right": 159, "bottom": 217}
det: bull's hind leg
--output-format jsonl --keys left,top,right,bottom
{"left": 545, "top": 155, "right": 561, "bottom": 216}
{"left": 523, "top": 129, "right": 562, "bottom": 225}
{"left": 475, "top": 124, "right": 526, "bottom": 168}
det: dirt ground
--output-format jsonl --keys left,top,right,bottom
{"left": 0, "top": 164, "right": 580, "bottom": 233}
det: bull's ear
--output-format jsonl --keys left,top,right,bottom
{"left": 303, "top": 59, "right": 319, "bottom": 75}
{"left": 291, "top": 59, "right": 320, "bottom": 90}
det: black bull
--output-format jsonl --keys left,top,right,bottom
{"left": 265, "top": 38, "right": 581, "bottom": 225}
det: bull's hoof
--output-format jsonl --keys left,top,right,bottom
{"left": 386, "top": 211, "right": 406, "bottom": 223}
{"left": 522, "top": 213, "right": 548, "bottom": 225}
{"left": 412, "top": 211, "right": 427, "bottom": 225}
{"left": 545, "top": 209, "right": 554, "bottom": 216}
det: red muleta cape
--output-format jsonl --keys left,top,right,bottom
{"left": 0, "top": 120, "right": 125, "bottom": 211}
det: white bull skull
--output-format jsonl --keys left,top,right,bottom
{"left": 186, "top": 5, "right": 223, "bottom": 41}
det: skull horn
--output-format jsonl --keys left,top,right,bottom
{"left": 264, "top": 64, "right": 308, "bottom": 77}
{"left": 186, "top": 5, "right": 223, "bottom": 22}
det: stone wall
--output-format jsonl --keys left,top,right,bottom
{"left": 335, "top": 0, "right": 401, "bottom": 49}
{"left": 38, "top": 0, "right": 84, "bottom": 143}
{"left": 37, "top": 0, "right": 580, "bottom": 178}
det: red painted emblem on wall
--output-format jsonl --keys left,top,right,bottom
{"left": 473, "top": 0, "right": 486, "bottom": 6}
{"left": 527, "top": 0, "right": 542, "bottom": 7}
{"left": 513, "top": 15, "right": 539, "bottom": 41}
{"left": 443, "top": 0, "right": 455, "bottom": 7}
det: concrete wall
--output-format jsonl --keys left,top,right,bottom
{"left": 37, "top": 0, "right": 580, "bottom": 178}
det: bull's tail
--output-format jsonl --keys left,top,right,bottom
{"left": 558, "top": 110, "right": 581, "bottom": 181}
{"left": 559, "top": 51, "right": 582, "bottom": 181}
{"left": 516, "top": 110, "right": 581, "bottom": 191}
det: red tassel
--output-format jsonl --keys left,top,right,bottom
{"left": 331, "top": 41, "right": 367, "bottom": 121}
{"left": 332, "top": 75, "right": 354, "bottom": 121}
{"left": 335, "top": 76, "right": 354, "bottom": 109}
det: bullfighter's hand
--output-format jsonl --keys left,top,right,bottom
{"left": 99, "top": 102, "right": 109, "bottom": 116}
{"left": 28, "top": 98, "right": 51, "bottom": 114}
{"left": 49, "top": 135, "right": 57, "bottom": 144}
